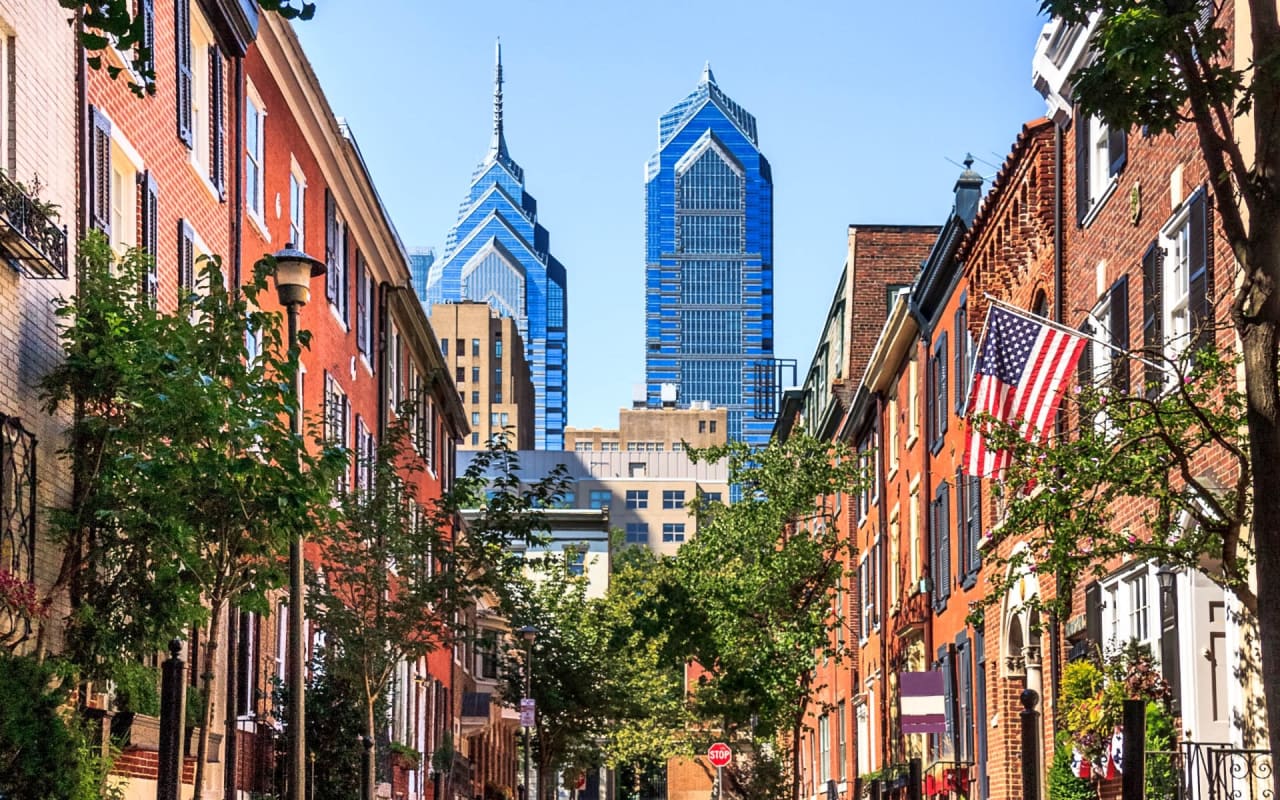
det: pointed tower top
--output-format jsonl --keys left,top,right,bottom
{"left": 700, "top": 60, "right": 716, "bottom": 85}
{"left": 490, "top": 37, "right": 508, "bottom": 159}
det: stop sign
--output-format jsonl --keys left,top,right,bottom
{"left": 707, "top": 742, "right": 732, "bottom": 768}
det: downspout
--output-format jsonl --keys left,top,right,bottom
{"left": 377, "top": 283, "right": 389, "bottom": 439}
{"left": 1048, "top": 122, "right": 1066, "bottom": 733}
{"left": 231, "top": 54, "right": 245, "bottom": 287}
{"left": 76, "top": 12, "right": 87, "bottom": 243}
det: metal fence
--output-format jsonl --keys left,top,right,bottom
{"left": 1147, "top": 741, "right": 1273, "bottom": 800}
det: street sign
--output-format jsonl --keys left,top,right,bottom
{"left": 520, "top": 698, "right": 536, "bottom": 727}
{"left": 707, "top": 742, "right": 732, "bottom": 768}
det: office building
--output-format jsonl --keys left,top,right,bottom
{"left": 643, "top": 63, "right": 774, "bottom": 446}
{"left": 564, "top": 402, "right": 728, "bottom": 453}
{"left": 423, "top": 41, "right": 568, "bottom": 449}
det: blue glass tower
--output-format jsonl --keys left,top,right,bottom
{"left": 644, "top": 64, "right": 774, "bottom": 445}
{"left": 425, "top": 42, "right": 568, "bottom": 450}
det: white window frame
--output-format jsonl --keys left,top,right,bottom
{"left": 1161, "top": 199, "right": 1196, "bottom": 362}
{"left": 107, "top": 125, "right": 144, "bottom": 255}
{"left": 245, "top": 81, "right": 267, "bottom": 231}
{"left": 1081, "top": 114, "right": 1123, "bottom": 224}
{"left": 188, "top": 7, "right": 216, "bottom": 193}
{"left": 289, "top": 158, "right": 306, "bottom": 246}
{"left": 1098, "top": 561, "right": 1160, "bottom": 656}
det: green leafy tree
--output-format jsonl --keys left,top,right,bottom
{"left": 41, "top": 234, "right": 343, "bottom": 800}
{"left": 1040, "top": 0, "right": 1280, "bottom": 755}
{"left": 308, "top": 431, "right": 567, "bottom": 800}
{"left": 58, "top": 0, "right": 315, "bottom": 96}
{"left": 670, "top": 432, "right": 864, "bottom": 800}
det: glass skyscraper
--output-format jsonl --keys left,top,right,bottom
{"left": 644, "top": 64, "right": 774, "bottom": 446}
{"left": 424, "top": 42, "right": 568, "bottom": 450}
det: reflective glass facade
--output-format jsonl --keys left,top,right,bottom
{"left": 644, "top": 65, "right": 774, "bottom": 445}
{"left": 424, "top": 43, "right": 568, "bottom": 449}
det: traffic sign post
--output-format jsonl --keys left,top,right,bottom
{"left": 707, "top": 742, "right": 731, "bottom": 800}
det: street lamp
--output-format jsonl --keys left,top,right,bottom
{"left": 516, "top": 625, "right": 539, "bottom": 800}
{"left": 270, "top": 243, "right": 325, "bottom": 800}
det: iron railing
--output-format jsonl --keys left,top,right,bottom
{"left": 0, "top": 414, "right": 37, "bottom": 646}
{"left": 1148, "top": 741, "right": 1274, "bottom": 800}
{"left": 0, "top": 172, "right": 68, "bottom": 279}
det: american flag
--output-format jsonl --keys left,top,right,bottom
{"left": 963, "top": 304, "right": 1088, "bottom": 477}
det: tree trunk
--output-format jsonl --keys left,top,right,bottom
{"left": 192, "top": 602, "right": 224, "bottom": 800}
{"left": 364, "top": 693, "right": 378, "bottom": 800}
{"left": 790, "top": 677, "right": 812, "bottom": 800}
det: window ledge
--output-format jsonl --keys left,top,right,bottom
{"left": 905, "top": 433, "right": 919, "bottom": 450}
{"left": 329, "top": 304, "right": 350, "bottom": 332}
{"left": 187, "top": 155, "right": 224, "bottom": 204}
{"left": 247, "top": 210, "right": 271, "bottom": 243}
{"left": 1080, "top": 176, "right": 1120, "bottom": 228}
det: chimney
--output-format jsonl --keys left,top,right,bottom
{"left": 954, "top": 154, "right": 984, "bottom": 226}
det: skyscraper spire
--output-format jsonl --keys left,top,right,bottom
{"left": 491, "top": 38, "right": 508, "bottom": 159}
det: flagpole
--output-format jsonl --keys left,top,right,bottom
{"left": 982, "top": 293, "right": 1168, "bottom": 375}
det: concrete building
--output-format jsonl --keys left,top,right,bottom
{"left": 460, "top": 449, "right": 727, "bottom": 558}
{"left": 430, "top": 300, "right": 535, "bottom": 450}
{"left": 564, "top": 403, "right": 728, "bottom": 453}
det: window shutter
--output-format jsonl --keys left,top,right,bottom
{"left": 1077, "top": 317, "right": 1094, "bottom": 431}
{"left": 175, "top": 0, "right": 192, "bottom": 147}
{"left": 940, "top": 645, "right": 956, "bottom": 755}
{"left": 967, "top": 475, "right": 981, "bottom": 575}
{"left": 325, "top": 189, "right": 338, "bottom": 305}
{"left": 1188, "top": 189, "right": 1215, "bottom": 353}
{"left": 1084, "top": 581, "right": 1102, "bottom": 651}
{"left": 340, "top": 225, "right": 351, "bottom": 322}
{"left": 138, "top": 171, "right": 159, "bottom": 299}
{"left": 1074, "top": 107, "right": 1090, "bottom": 225}
{"left": 209, "top": 44, "right": 225, "bottom": 197}
{"left": 956, "top": 635, "right": 973, "bottom": 760}
{"left": 1141, "top": 240, "right": 1164, "bottom": 396}
{"left": 178, "top": 219, "right": 195, "bottom": 299}
{"left": 1107, "top": 125, "right": 1127, "bottom": 177}
{"left": 140, "top": 0, "right": 155, "bottom": 80}
{"left": 89, "top": 106, "right": 112, "bottom": 236}
{"left": 954, "top": 304, "right": 967, "bottom": 413}
{"left": 937, "top": 482, "right": 951, "bottom": 606}
{"left": 927, "top": 353, "right": 937, "bottom": 445}
{"left": 1109, "top": 275, "right": 1130, "bottom": 393}
{"left": 938, "top": 333, "right": 948, "bottom": 439}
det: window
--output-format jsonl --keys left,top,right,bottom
{"left": 886, "top": 284, "right": 909, "bottom": 314}
{"left": 356, "top": 258, "right": 373, "bottom": 361}
{"left": 909, "top": 479, "right": 922, "bottom": 585}
{"left": 818, "top": 715, "right": 831, "bottom": 784}
{"left": 837, "top": 702, "right": 848, "bottom": 781}
{"left": 624, "top": 523, "right": 649, "bottom": 545}
{"left": 588, "top": 490, "right": 611, "bottom": 509}
{"left": 501, "top": 412, "right": 509, "bottom": 426}
{"left": 908, "top": 349, "right": 920, "bottom": 444}
{"left": 471, "top": 412, "right": 480, "bottom": 427}
{"left": 275, "top": 602, "right": 287, "bottom": 681}
{"left": 1150, "top": 188, "right": 1214, "bottom": 373}
{"left": 662, "top": 490, "right": 685, "bottom": 509}
{"left": 471, "top": 432, "right": 479, "bottom": 446}
{"left": 138, "top": 171, "right": 159, "bottom": 299}
{"left": 888, "top": 507, "right": 901, "bottom": 608}
{"left": 954, "top": 299, "right": 972, "bottom": 414}
{"left": 472, "top": 366, "right": 480, "bottom": 384}
{"left": 490, "top": 413, "right": 498, "bottom": 427}
{"left": 494, "top": 367, "right": 502, "bottom": 386}
{"left": 324, "top": 373, "right": 350, "bottom": 492}
{"left": 175, "top": 0, "right": 193, "bottom": 146}
{"left": 324, "top": 191, "right": 348, "bottom": 321}
{"left": 355, "top": 417, "right": 374, "bottom": 497}
{"left": 456, "top": 367, "right": 465, "bottom": 384}
{"left": 661, "top": 523, "right": 686, "bottom": 543}
{"left": 472, "top": 338, "right": 480, "bottom": 357}
{"left": 1128, "top": 573, "right": 1149, "bottom": 642}
{"left": 245, "top": 92, "right": 265, "bottom": 221}
{"left": 565, "top": 547, "right": 586, "bottom": 577}
{"left": 929, "top": 332, "right": 948, "bottom": 451}
{"left": 702, "top": 492, "right": 722, "bottom": 504}
{"left": 236, "top": 611, "right": 258, "bottom": 717}
{"left": 1078, "top": 276, "right": 1131, "bottom": 428}
{"left": 493, "top": 387, "right": 503, "bottom": 403}
{"left": 456, "top": 339, "right": 464, "bottom": 356}
{"left": 1076, "top": 111, "right": 1127, "bottom": 224}
{"left": 956, "top": 472, "right": 981, "bottom": 587}
{"left": 698, "top": 420, "right": 706, "bottom": 434}
{"left": 186, "top": 9, "right": 220, "bottom": 192}
{"left": 494, "top": 338, "right": 503, "bottom": 357}
{"left": 856, "top": 434, "right": 872, "bottom": 522}
{"left": 625, "top": 490, "right": 648, "bottom": 509}
{"left": 440, "top": 339, "right": 448, "bottom": 358}
{"left": 709, "top": 420, "right": 717, "bottom": 434}
{"left": 289, "top": 167, "right": 305, "bottom": 245}
{"left": 471, "top": 391, "right": 479, "bottom": 404}
{"left": 178, "top": 219, "right": 196, "bottom": 302}
{"left": 887, "top": 391, "right": 899, "bottom": 475}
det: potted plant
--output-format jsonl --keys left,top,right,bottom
{"left": 389, "top": 742, "right": 421, "bottom": 771}
{"left": 184, "top": 685, "right": 222, "bottom": 760}
{"left": 109, "top": 660, "right": 162, "bottom": 750}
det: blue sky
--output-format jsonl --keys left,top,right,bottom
{"left": 295, "top": 1, "right": 1050, "bottom": 431}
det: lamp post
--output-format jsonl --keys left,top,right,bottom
{"left": 270, "top": 244, "right": 325, "bottom": 800}
{"left": 517, "top": 625, "right": 538, "bottom": 800}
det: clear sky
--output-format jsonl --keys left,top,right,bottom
{"left": 294, "top": 1, "right": 1050, "bottom": 431}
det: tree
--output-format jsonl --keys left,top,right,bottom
{"left": 1031, "top": 0, "right": 1280, "bottom": 755}
{"left": 41, "top": 235, "right": 343, "bottom": 799}
{"left": 58, "top": 0, "right": 315, "bottom": 97}
{"left": 307, "top": 430, "right": 567, "bottom": 800}
{"left": 670, "top": 433, "right": 864, "bottom": 800}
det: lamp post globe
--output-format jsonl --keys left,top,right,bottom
{"left": 271, "top": 243, "right": 325, "bottom": 308}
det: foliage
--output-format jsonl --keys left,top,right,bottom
{"left": 1048, "top": 733, "right": 1094, "bottom": 800}
{"left": 185, "top": 685, "right": 206, "bottom": 733}
{"left": 308, "top": 428, "right": 566, "bottom": 799}
{"left": 110, "top": 660, "right": 160, "bottom": 716}
{"left": 273, "top": 668, "right": 374, "bottom": 800}
{"left": 977, "top": 346, "right": 1252, "bottom": 620}
{"left": 42, "top": 234, "right": 343, "bottom": 799}
{"left": 669, "top": 432, "right": 865, "bottom": 800}
{"left": 431, "top": 732, "right": 455, "bottom": 775}
{"left": 1038, "top": 0, "right": 1280, "bottom": 756}
{"left": 0, "top": 653, "right": 122, "bottom": 800}
{"left": 58, "top": 0, "right": 315, "bottom": 97}
{"left": 388, "top": 741, "right": 421, "bottom": 768}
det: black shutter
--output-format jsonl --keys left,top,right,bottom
{"left": 1084, "top": 581, "right": 1102, "bottom": 652}
{"left": 954, "top": 304, "right": 967, "bottom": 414}
{"left": 140, "top": 0, "right": 155, "bottom": 80}
{"left": 1108, "top": 125, "right": 1127, "bottom": 177}
{"left": 1075, "top": 106, "right": 1090, "bottom": 225}
{"left": 941, "top": 645, "right": 956, "bottom": 756}
{"left": 325, "top": 189, "right": 338, "bottom": 305}
{"left": 938, "top": 334, "right": 948, "bottom": 439}
{"left": 178, "top": 219, "right": 195, "bottom": 300}
{"left": 340, "top": 225, "right": 351, "bottom": 322}
{"left": 1109, "top": 276, "right": 1130, "bottom": 393}
{"left": 175, "top": 0, "right": 192, "bottom": 147}
{"left": 956, "top": 634, "right": 973, "bottom": 761}
{"left": 967, "top": 475, "right": 981, "bottom": 575}
{"left": 1141, "top": 241, "right": 1164, "bottom": 396}
{"left": 356, "top": 255, "right": 368, "bottom": 357}
{"left": 1159, "top": 576, "right": 1182, "bottom": 715}
{"left": 1077, "top": 318, "right": 1094, "bottom": 432}
{"left": 89, "top": 106, "right": 111, "bottom": 236}
{"left": 1188, "top": 189, "right": 1215, "bottom": 354}
{"left": 938, "top": 482, "right": 950, "bottom": 605}
{"left": 209, "top": 44, "right": 225, "bottom": 197}
{"left": 954, "top": 469, "right": 967, "bottom": 585}
{"left": 139, "top": 171, "right": 159, "bottom": 299}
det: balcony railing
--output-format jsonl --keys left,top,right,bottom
{"left": 0, "top": 173, "right": 68, "bottom": 279}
